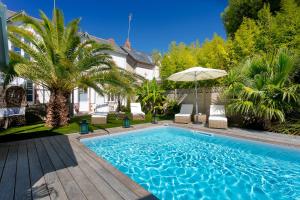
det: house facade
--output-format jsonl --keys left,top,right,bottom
{"left": 2, "top": 8, "right": 160, "bottom": 114}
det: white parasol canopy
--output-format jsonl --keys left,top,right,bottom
{"left": 167, "top": 67, "right": 227, "bottom": 116}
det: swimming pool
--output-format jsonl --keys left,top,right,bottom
{"left": 81, "top": 126, "right": 300, "bottom": 200}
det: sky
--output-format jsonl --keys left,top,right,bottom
{"left": 3, "top": 0, "right": 228, "bottom": 53}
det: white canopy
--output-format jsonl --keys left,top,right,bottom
{"left": 167, "top": 67, "right": 227, "bottom": 82}
{"left": 167, "top": 67, "right": 227, "bottom": 119}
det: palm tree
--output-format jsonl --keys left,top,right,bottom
{"left": 8, "top": 9, "right": 131, "bottom": 127}
{"left": 224, "top": 50, "right": 299, "bottom": 128}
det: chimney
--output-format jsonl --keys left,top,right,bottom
{"left": 124, "top": 38, "right": 131, "bottom": 50}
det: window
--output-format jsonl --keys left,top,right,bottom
{"left": 26, "top": 80, "right": 33, "bottom": 102}
{"left": 79, "top": 89, "right": 88, "bottom": 101}
{"left": 107, "top": 93, "right": 115, "bottom": 102}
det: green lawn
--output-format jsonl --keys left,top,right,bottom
{"left": 0, "top": 115, "right": 150, "bottom": 143}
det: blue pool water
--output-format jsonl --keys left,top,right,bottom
{"left": 81, "top": 126, "right": 300, "bottom": 200}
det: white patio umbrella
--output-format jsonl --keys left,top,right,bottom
{"left": 167, "top": 66, "right": 227, "bottom": 116}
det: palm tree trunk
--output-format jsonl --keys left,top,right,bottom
{"left": 45, "top": 89, "right": 70, "bottom": 127}
{"left": 117, "top": 94, "right": 121, "bottom": 112}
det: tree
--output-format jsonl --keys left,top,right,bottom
{"left": 224, "top": 50, "right": 299, "bottom": 128}
{"left": 104, "top": 70, "right": 142, "bottom": 112}
{"left": 222, "top": 0, "right": 284, "bottom": 36}
{"left": 195, "top": 34, "right": 233, "bottom": 70}
{"left": 136, "top": 79, "right": 166, "bottom": 115}
{"left": 255, "top": 1, "right": 300, "bottom": 53}
{"left": 160, "top": 42, "right": 198, "bottom": 89}
{"left": 8, "top": 9, "right": 131, "bottom": 127}
{"left": 232, "top": 18, "right": 261, "bottom": 60}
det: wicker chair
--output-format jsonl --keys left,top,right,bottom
{"left": 175, "top": 104, "right": 193, "bottom": 124}
{"left": 208, "top": 105, "right": 228, "bottom": 129}
{"left": 130, "top": 103, "right": 145, "bottom": 120}
{"left": 91, "top": 104, "right": 109, "bottom": 125}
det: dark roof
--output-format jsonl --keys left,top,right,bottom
{"left": 81, "top": 33, "right": 127, "bottom": 55}
{"left": 121, "top": 47, "right": 154, "bottom": 65}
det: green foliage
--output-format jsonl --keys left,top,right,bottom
{"left": 136, "top": 79, "right": 166, "bottom": 114}
{"left": 160, "top": 36, "right": 233, "bottom": 89}
{"left": 195, "top": 34, "right": 233, "bottom": 70}
{"left": 256, "top": 1, "right": 300, "bottom": 54}
{"left": 162, "top": 99, "right": 180, "bottom": 117}
{"left": 232, "top": 18, "right": 261, "bottom": 60}
{"left": 224, "top": 50, "right": 299, "bottom": 128}
{"left": 222, "top": 0, "right": 282, "bottom": 36}
{"left": 145, "top": 112, "right": 153, "bottom": 121}
{"left": 269, "top": 119, "right": 300, "bottom": 135}
{"left": 160, "top": 42, "right": 198, "bottom": 89}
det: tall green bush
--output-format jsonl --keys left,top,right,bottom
{"left": 224, "top": 50, "right": 299, "bottom": 129}
{"left": 136, "top": 79, "right": 166, "bottom": 115}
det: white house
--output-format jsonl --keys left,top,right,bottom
{"left": 3, "top": 9, "right": 160, "bottom": 114}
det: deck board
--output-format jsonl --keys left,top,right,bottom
{"left": 0, "top": 144, "right": 18, "bottom": 200}
{"left": 15, "top": 143, "right": 32, "bottom": 200}
{"left": 27, "top": 141, "right": 51, "bottom": 200}
{"left": 0, "top": 145, "right": 9, "bottom": 181}
{"left": 0, "top": 134, "right": 157, "bottom": 200}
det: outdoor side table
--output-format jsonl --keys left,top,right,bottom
{"left": 194, "top": 114, "right": 207, "bottom": 123}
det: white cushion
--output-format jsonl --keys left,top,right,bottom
{"left": 210, "top": 105, "right": 226, "bottom": 116}
{"left": 92, "top": 115, "right": 107, "bottom": 118}
{"left": 179, "top": 104, "right": 193, "bottom": 114}
{"left": 93, "top": 112, "right": 108, "bottom": 116}
{"left": 94, "top": 104, "right": 109, "bottom": 113}
{"left": 132, "top": 111, "right": 145, "bottom": 115}
{"left": 131, "top": 103, "right": 144, "bottom": 114}
{"left": 175, "top": 114, "right": 191, "bottom": 117}
{"left": 209, "top": 116, "right": 227, "bottom": 122}
{"left": 0, "top": 107, "right": 25, "bottom": 117}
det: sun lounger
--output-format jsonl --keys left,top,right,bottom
{"left": 91, "top": 104, "right": 109, "bottom": 124}
{"left": 208, "top": 105, "right": 228, "bottom": 129}
{"left": 130, "top": 103, "right": 145, "bottom": 120}
{"left": 175, "top": 104, "right": 193, "bottom": 124}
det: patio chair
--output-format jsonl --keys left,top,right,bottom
{"left": 91, "top": 104, "right": 109, "bottom": 125}
{"left": 175, "top": 104, "right": 193, "bottom": 124}
{"left": 208, "top": 105, "right": 228, "bottom": 129}
{"left": 130, "top": 103, "right": 145, "bottom": 120}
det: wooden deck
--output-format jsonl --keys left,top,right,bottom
{"left": 0, "top": 135, "right": 157, "bottom": 200}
